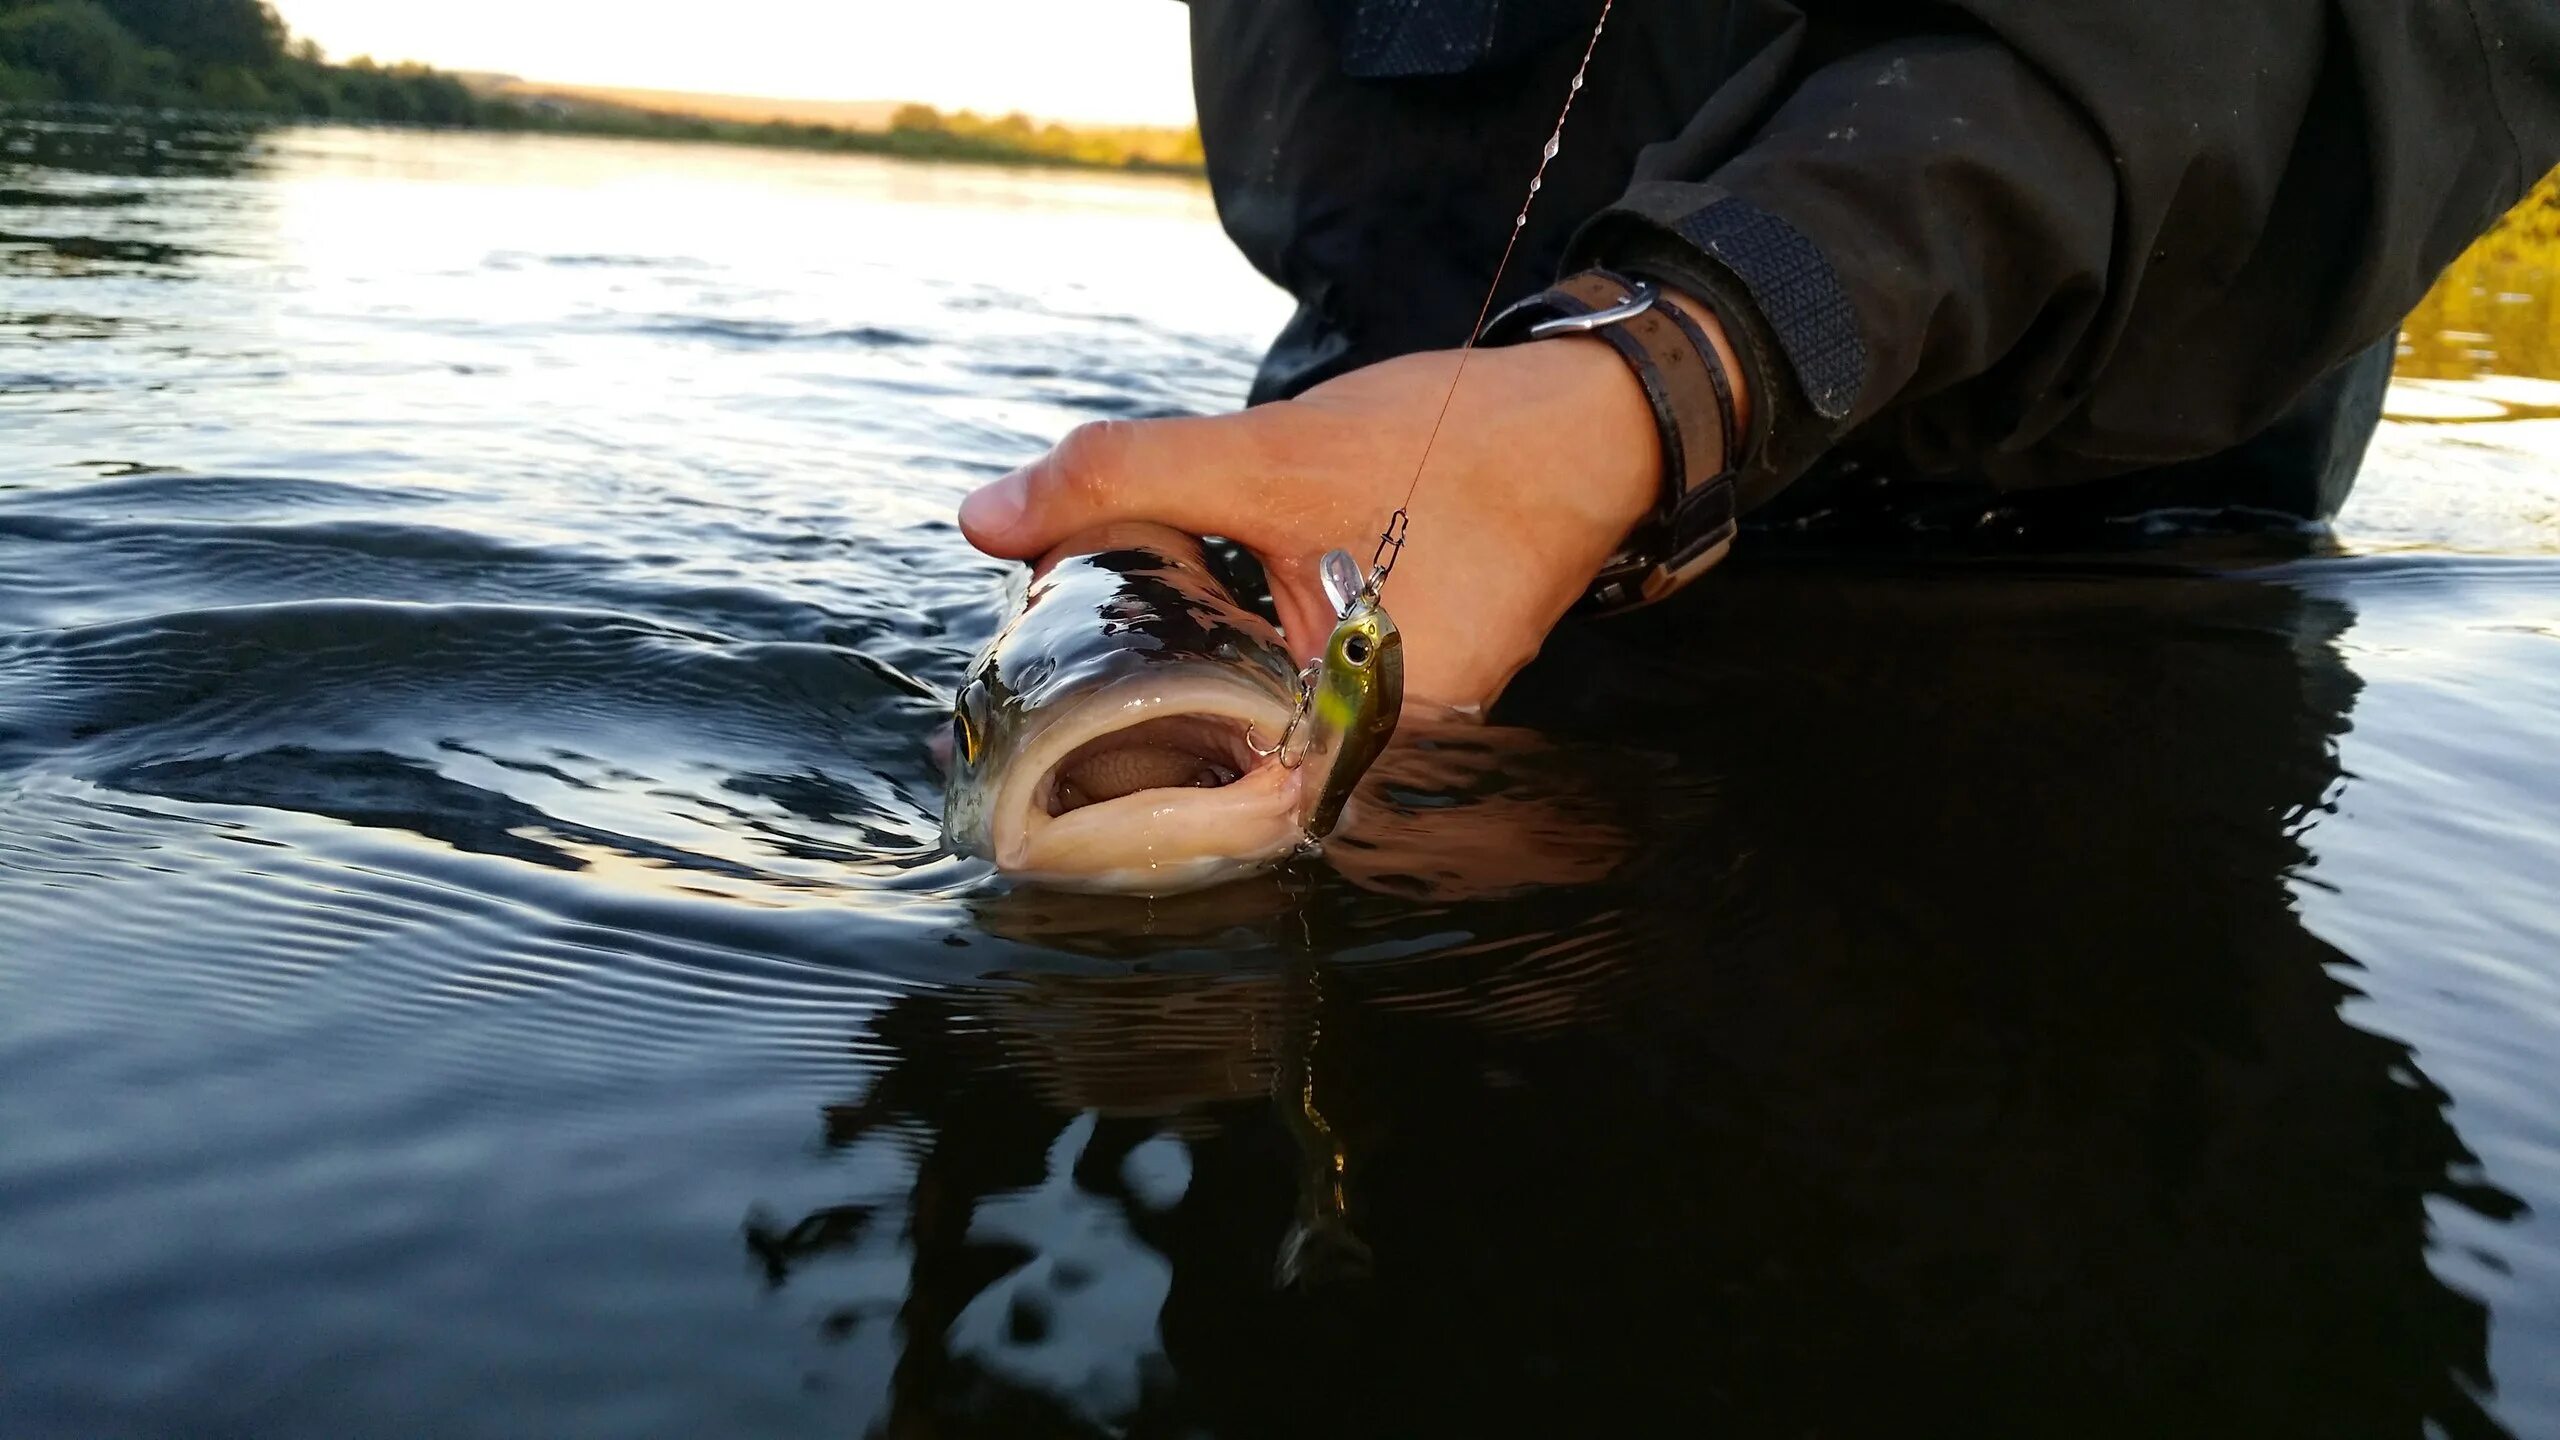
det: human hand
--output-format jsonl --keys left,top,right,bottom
{"left": 957, "top": 293, "right": 1747, "bottom": 712}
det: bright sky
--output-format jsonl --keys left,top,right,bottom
{"left": 269, "top": 1, "right": 1198, "bottom": 128}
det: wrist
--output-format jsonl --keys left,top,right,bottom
{"left": 1540, "top": 331, "right": 1667, "bottom": 543}
{"left": 1477, "top": 268, "right": 1746, "bottom": 613}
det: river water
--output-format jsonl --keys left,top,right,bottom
{"left": 3, "top": 120, "right": 2557, "bottom": 1437}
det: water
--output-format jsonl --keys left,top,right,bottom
{"left": 3, "top": 119, "right": 2558, "bottom": 1437}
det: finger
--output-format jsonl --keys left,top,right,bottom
{"left": 957, "top": 412, "right": 1307, "bottom": 559}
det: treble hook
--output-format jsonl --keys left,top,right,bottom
{"left": 1247, "top": 661, "right": 1323, "bottom": 766}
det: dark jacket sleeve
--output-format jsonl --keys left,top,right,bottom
{"left": 1565, "top": 1, "right": 2560, "bottom": 505}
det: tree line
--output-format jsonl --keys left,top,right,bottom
{"left": 0, "top": 0, "right": 481, "bottom": 121}
{"left": 0, "top": 0, "right": 1206, "bottom": 173}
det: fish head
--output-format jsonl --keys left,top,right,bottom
{"left": 942, "top": 524, "right": 1315, "bottom": 894}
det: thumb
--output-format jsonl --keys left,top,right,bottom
{"left": 957, "top": 414, "right": 1300, "bottom": 559}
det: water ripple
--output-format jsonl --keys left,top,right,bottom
{"left": 642, "top": 316, "right": 931, "bottom": 348}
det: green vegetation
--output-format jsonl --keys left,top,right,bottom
{"left": 0, "top": 0, "right": 1203, "bottom": 173}
{"left": 0, "top": 0, "right": 476, "bottom": 120}
{"left": 879, "top": 103, "right": 1202, "bottom": 171}
{"left": 475, "top": 99, "right": 1203, "bottom": 175}
{"left": 2399, "top": 168, "right": 2560, "bottom": 383}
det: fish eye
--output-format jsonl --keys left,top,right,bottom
{"left": 953, "top": 680, "right": 989, "bottom": 765}
{"left": 1344, "top": 633, "right": 1371, "bottom": 666}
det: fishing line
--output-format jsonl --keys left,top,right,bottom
{"left": 1365, "top": 0, "right": 1620, "bottom": 597}
{"left": 1264, "top": 2, "right": 1620, "bottom": 790}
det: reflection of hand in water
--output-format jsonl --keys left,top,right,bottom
{"left": 1324, "top": 720, "right": 1628, "bottom": 901}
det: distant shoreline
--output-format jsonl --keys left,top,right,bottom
{"left": 512, "top": 106, "right": 1204, "bottom": 178}
{"left": 0, "top": 97, "right": 1213, "bottom": 180}
{"left": 458, "top": 77, "right": 1207, "bottom": 177}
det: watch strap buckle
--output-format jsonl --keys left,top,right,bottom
{"left": 1521, "top": 281, "right": 1657, "bottom": 340}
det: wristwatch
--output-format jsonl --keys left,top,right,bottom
{"left": 1478, "top": 267, "right": 1741, "bottom": 614}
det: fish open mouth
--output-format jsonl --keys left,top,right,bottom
{"left": 990, "top": 681, "right": 1307, "bottom": 891}
{"left": 1044, "top": 714, "right": 1262, "bottom": 816}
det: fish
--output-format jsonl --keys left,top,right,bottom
{"left": 943, "top": 522, "right": 1401, "bottom": 894}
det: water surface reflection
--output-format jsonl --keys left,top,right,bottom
{"left": 1, "top": 117, "right": 2555, "bottom": 1438}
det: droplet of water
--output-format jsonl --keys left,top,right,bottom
{"left": 1527, "top": 177, "right": 1542, "bottom": 194}
{"left": 1542, "top": 136, "right": 1561, "bottom": 162}
{"left": 1514, "top": 214, "right": 1527, "bottom": 229}
{"left": 1571, "top": 75, "right": 1584, "bottom": 92}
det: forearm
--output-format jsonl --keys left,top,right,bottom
{"left": 1568, "top": 33, "right": 2115, "bottom": 501}
{"left": 1570, "top": 6, "right": 2560, "bottom": 499}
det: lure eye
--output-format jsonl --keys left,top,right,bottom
{"left": 1343, "top": 634, "right": 1371, "bottom": 666}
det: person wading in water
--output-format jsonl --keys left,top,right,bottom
{"left": 956, "top": 0, "right": 2560, "bottom": 711}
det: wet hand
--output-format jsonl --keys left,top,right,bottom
{"left": 957, "top": 298, "right": 1744, "bottom": 710}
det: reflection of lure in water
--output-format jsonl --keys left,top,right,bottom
{"left": 1272, "top": 960, "right": 1372, "bottom": 1289}
{"left": 1274, "top": 1082, "right": 1369, "bottom": 1288}
{"left": 942, "top": 522, "right": 1401, "bottom": 894}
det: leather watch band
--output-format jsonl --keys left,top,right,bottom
{"left": 1480, "top": 267, "right": 1740, "bottom": 614}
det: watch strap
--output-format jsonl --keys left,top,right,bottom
{"left": 1480, "top": 267, "right": 1740, "bottom": 613}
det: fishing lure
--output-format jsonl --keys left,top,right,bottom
{"left": 1289, "top": 550, "right": 1405, "bottom": 838}
{"left": 1272, "top": 0, "right": 1621, "bottom": 841}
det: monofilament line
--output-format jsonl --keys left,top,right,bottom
{"left": 1366, "top": 0, "right": 1619, "bottom": 595}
